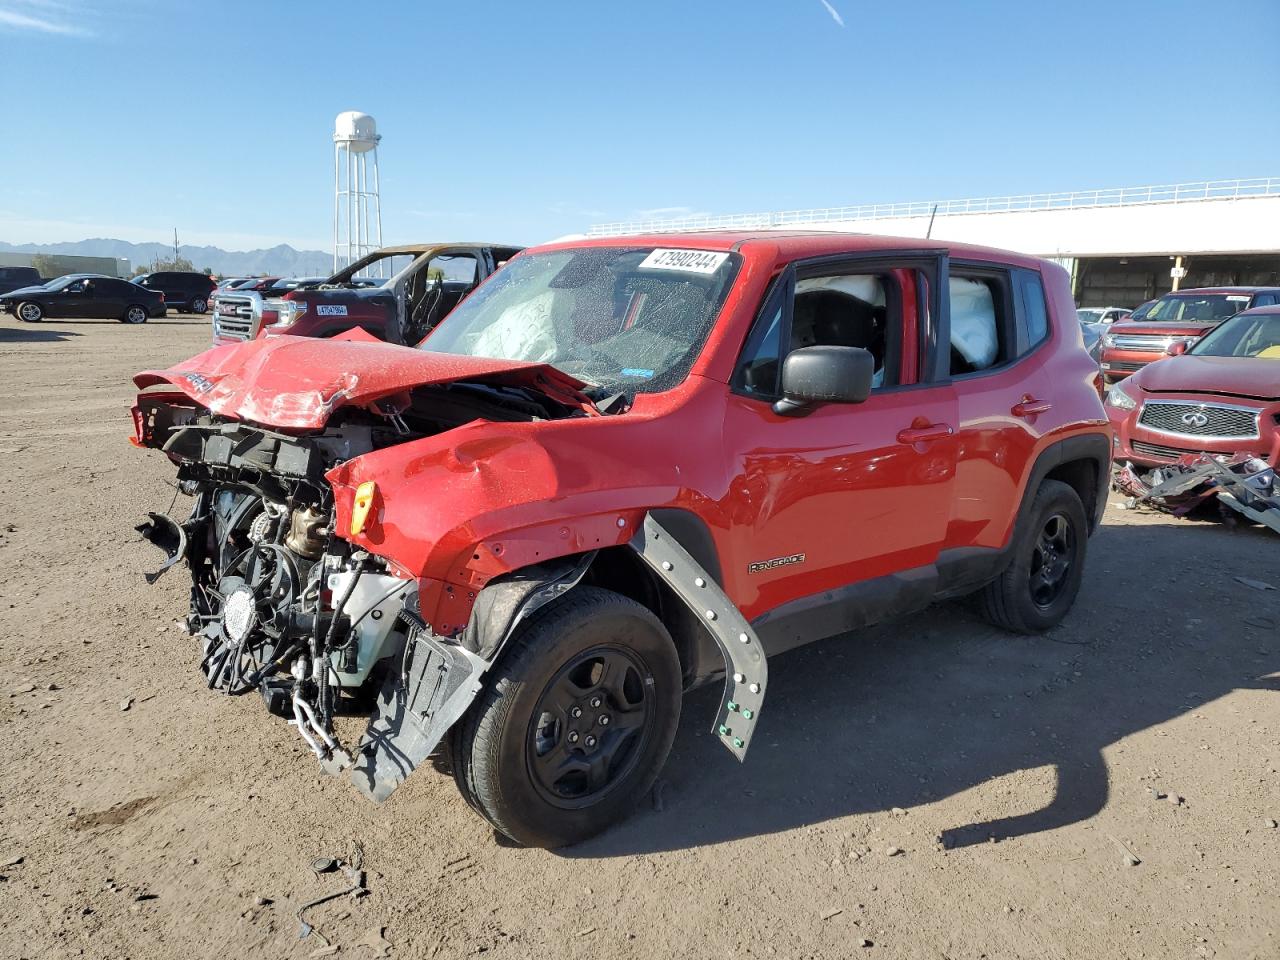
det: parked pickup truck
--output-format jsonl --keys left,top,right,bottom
{"left": 133, "top": 232, "right": 1110, "bottom": 847}
{"left": 210, "top": 242, "right": 523, "bottom": 346}
{"left": 1099, "top": 286, "right": 1280, "bottom": 383}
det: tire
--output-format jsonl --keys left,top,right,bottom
{"left": 450, "top": 586, "right": 682, "bottom": 848}
{"left": 16, "top": 301, "right": 43, "bottom": 323}
{"left": 121, "top": 304, "right": 148, "bottom": 324}
{"left": 977, "top": 479, "right": 1088, "bottom": 634}
{"left": 191, "top": 297, "right": 208, "bottom": 314}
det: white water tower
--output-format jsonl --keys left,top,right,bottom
{"left": 333, "top": 111, "right": 383, "bottom": 272}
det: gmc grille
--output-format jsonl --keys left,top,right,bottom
{"left": 1138, "top": 401, "right": 1259, "bottom": 440}
{"left": 1111, "top": 334, "right": 1178, "bottom": 352}
{"left": 211, "top": 294, "right": 258, "bottom": 341}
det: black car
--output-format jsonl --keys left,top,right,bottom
{"left": 0, "top": 266, "right": 44, "bottom": 296}
{"left": 133, "top": 270, "right": 217, "bottom": 313}
{"left": 0, "top": 273, "right": 165, "bottom": 324}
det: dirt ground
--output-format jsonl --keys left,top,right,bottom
{"left": 0, "top": 313, "right": 1277, "bottom": 960}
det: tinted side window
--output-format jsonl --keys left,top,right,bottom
{"left": 1253, "top": 293, "right": 1278, "bottom": 307}
{"left": 734, "top": 278, "right": 787, "bottom": 397}
{"left": 1017, "top": 270, "right": 1050, "bottom": 348}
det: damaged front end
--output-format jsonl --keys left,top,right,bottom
{"left": 131, "top": 354, "right": 600, "bottom": 801}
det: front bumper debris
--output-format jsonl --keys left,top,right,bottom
{"left": 1114, "top": 454, "right": 1280, "bottom": 533}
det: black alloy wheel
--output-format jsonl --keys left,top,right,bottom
{"left": 1029, "top": 513, "right": 1073, "bottom": 608}
{"left": 527, "top": 645, "right": 655, "bottom": 808}
{"left": 975, "top": 478, "right": 1088, "bottom": 633}
{"left": 449, "top": 586, "right": 682, "bottom": 848}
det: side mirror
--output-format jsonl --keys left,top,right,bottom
{"left": 773, "top": 345, "right": 875, "bottom": 417}
{"left": 1166, "top": 340, "right": 1188, "bottom": 357}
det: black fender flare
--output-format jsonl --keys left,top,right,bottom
{"left": 1021, "top": 432, "right": 1112, "bottom": 535}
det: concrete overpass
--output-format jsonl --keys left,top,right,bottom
{"left": 588, "top": 178, "right": 1280, "bottom": 306}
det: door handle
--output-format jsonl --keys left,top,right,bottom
{"left": 1012, "top": 397, "right": 1053, "bottom": 418}
{"left": 897, "top": 423, "right": 954, "bottom": 445}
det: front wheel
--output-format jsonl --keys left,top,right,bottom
{"left": 450, "top": 586, "right": 682, "bottom": 848}
{"left": 121, "top": 304, "right": 148, "bottom": 324}
{"left": 976, "top": 479, "right": 1088, "bottom": 633}
{"left": 190, "top": 297, "right": 208, "bottom": 314}
{"left": 17, "top": 301, "right": 44, "bottom": 323}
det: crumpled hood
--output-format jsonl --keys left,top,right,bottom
{"left": 1133, "top": 354, "right": 1280, "bottom": 400}
{"left": 134, "top": 328, "right": 592, "bottom": 429}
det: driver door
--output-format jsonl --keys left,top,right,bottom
{"left": 719, "top": 252, "right": 959, "bottom": 644}
{"left": 54, "top": 279, "right": 91, "bottom": 318}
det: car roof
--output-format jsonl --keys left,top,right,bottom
{"left": 1161, "top": 286, "right": 1280, "bottom": 296}
{"left": 1236, "top": 304, "right": 1280, "bottom": 316}
{"left": 372, "top": 242, "right": 524, "bottom": 256}
{"left": 527, "top": 230, "right": 1046, "bottom": 269}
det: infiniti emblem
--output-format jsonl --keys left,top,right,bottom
{"left": 1181, "top": 410, "right": 1210, "bottom": 428}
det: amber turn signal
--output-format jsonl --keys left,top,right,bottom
{"left": 350, "top": 481, "right": 377, "bottom": 536}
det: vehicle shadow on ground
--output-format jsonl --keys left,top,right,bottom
{"left": 564, "top": 516, "right": 1279, "bottom": 858}
{"left": 0, "top": 324, "right": 83, "bottom": 343}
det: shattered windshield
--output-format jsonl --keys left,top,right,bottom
{"left": 423, "top": 246, "right": 740, "bottom": 395}
{"left": 1190, "top": 312, "right": 1280, "bottom": 358}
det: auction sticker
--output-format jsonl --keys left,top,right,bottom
{"left": 638, "top": 248, "right": 729, "bottom": 274}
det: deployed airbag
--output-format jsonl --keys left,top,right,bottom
{"left": 950, "top": 277, "right": 998, "bottom": 369}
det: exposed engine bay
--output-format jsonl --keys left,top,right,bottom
{"left": 134, "top": 378, "right": 586, "bottom": 795}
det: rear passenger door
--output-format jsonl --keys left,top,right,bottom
{"left": 721, "top": 252, "right": 959, "bottom": 633}
{"left": 945, "top": 262, "right": 1054, "bottom": 560}
{"left": 98, "top": 279, "right": 131, "bottom": 318}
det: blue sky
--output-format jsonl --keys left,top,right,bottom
{"left": 2, "top": 0, "right": 1278, "bottom": 252}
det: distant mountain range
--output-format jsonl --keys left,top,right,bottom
{"left": 0, "top": 238, "right": 333, "bottom": 277}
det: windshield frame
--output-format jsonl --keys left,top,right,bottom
{"left": 421, "top": 245, "right": 743, "bottom": 397}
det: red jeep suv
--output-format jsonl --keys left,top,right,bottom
{"left": 133, "top": 232, "right": 1111, "bottom": 846}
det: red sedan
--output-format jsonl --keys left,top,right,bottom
{"left": 1106, "top": 305, "right": 1280, "bottom": 466}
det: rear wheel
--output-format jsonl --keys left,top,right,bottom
{"left": 17, "top": 301, "right": 43, "bottom": 323}
{"left": 450, "top": 586, "right": 681, "bottom": 848}
{"left": 121, "top": 304, "right": 148, "bottom": 324}
{"left": 977, "top": 479, "right": 1088, "bottom": 633}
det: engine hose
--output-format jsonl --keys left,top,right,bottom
{"left": 243, "top": 640, "right": 304, "bottom": 688}
{"left": 316, "top": 561, "right": 364, "bottom": 724}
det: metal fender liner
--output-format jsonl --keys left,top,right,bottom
{"left": 628, "top": 514, "right": 767, "bottom": 760}
{"left": 348, "top": 553, "right": 595, "bottom": 802}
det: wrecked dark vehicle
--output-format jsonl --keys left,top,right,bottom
{"left": 210, "top": 242, "right": 523, "bottom": 347}
{"left": 134, "top": 233, "right": 1110, "bottom": 846}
